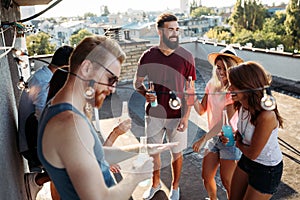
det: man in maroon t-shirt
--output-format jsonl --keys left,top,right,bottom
{"left": 134, "top": 13, "right": 196, "bottom": 200}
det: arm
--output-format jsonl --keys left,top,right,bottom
{"left": 177, "top": 79, "right": 197, "bottom": 132}
{"left": 204, "top": 103, "right": 236, "bottom": 141}
{"left": 177, "top": 102, "right": 192, "bottom": 132}
{"left": 103, "top": 142, "right": 178, "bottom": 164}
{"left": 193, "top": 103, "right": 235, "bottom": 152}
{"left": 32, "top": 82, "right": 48, "bottom": 120}
{"left": 236, "top": 111, "right": 278, "bottom": 160}
{"left": 103, "top": 118, "right": 131, "bottom": 146}
{"left": 134, "top": 75, "right": 147, "bottom": 97}
{"left": 45, "top": 113, "right": 153, "bottom": 200}
{"left": 193, "top": 93, "right": 208, "bottom": 115}
{"left": 134, "top": 75, "right": 157, "bottom": 106}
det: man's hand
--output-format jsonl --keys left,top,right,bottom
{"left": 177, "top": 118, "right": 188, "bottom": 132}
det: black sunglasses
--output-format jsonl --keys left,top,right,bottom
{"left": 92, "top": 61, "right": 119, "bottom": 87}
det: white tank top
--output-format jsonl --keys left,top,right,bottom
{"left": 237, "top": 107, "right": 282, "bottom": 166}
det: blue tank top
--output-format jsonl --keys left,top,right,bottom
{"left": 37, "top": 103, "right": 115, "bottom": 200}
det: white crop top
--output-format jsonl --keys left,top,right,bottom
{"left": 237, "top": 107, "right": 282, "bottom": 166}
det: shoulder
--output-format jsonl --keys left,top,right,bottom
{"left": 30, "top": 66, "right": 52, "bottom": 83}
{"left": 176, "top": 46, "right": 193, "bottom": 57}
{"left": 139, "top": 46, "right": 160, "bottom": 65}
{"left": 257, "top": 110, "right": 277, "bottom": 128}
{"left": 45, "top": 109, "right": 94, "bottom": 151}
{"left": 43, "top": 110, "right": 95, "bottom": 168}
{"left": 47, "top": 110, "right": 88, "bottom": 135}
{"left": 142, "top": 46, "right": 159, "bottom": 56}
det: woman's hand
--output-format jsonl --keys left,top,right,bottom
{"left": 220, "top": 134, "right": 229, "bottom": 145}
{"left": 193, "top": 136, "right": 206, "bottom": 152}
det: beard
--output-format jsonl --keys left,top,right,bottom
{"left": 162, "top": 32, "right": 179, "bottom": 50}
{"left": 94, "top": 89, "right": 111, "bottom": 109}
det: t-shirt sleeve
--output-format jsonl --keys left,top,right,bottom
{"left": 186, "top": 52, "right": 196, "bottom": 80}
{"left": 136, "top": 51, "right": 148, "bottom": 78}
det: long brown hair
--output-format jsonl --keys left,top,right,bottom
{"left": 229, "top": 61, "right": 283, "bottom": 128}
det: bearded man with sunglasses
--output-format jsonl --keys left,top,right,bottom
{"left": 37, "top": 35, "right": 177, "bottom": 200}
{"left": 134, "top": 13, "right": 196, "bottom": 200}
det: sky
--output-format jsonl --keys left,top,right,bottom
{"left": 33, "top": 0, "right": 289, "bottom": 18}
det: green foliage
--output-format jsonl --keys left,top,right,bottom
{"left": 206, "top": 0, "right": 299, "bottom": 53}
{"left": 206, "top": 26, "right": 231, "bottom": 43}
{"left": 84, "top": 12, "right": 97, "bottom": 18}
{"left": 26, "top": 32, "right": 56, "bottom": 56}
{"left": 231, "top": 29, "right": 255, "bottom": 45}
{"left": 263, "top": 17, "right": 285, "bottom": 35}
{"left": 229, "top": 0, "right": 267, "bottom": 32}
{"left": 190, "top": 6, "right": 216, "bottom": 17}
{"left": 69, "top": 29, "right": 93, "bottom": 47}
{"left": 253, "top": 31, "right": 282, "bottom": 49}
{"left": 284, "top": 0, "right": 300, "bottom": 50}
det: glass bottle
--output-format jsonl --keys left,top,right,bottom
{"left": 148, "top": 81, "right": 158, "bottom": 107}
{"left": 222, "top": 109, "right": 234, "bottom": 146}
{"left": 121, "top": 101, "right": 129, "bottom": 120}
{"left": 132, "top": 136, "right": 148, "bottom": 169}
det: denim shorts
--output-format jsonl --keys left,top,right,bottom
{"left": 238, "top": 154, "right": 283, "bottom": 194}
{"left": 204, "top": 137, "right": 241, "bottom": 160}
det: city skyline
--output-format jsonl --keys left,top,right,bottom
{"left": 32, "top": 0, "right": 289, "bottom": 18}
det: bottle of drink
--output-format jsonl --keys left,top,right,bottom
{"left": 148, "top": 81, "right": 158, "bottom": 107}
{"left": 118, "top": 101, "right": 130, "bottom": 138}
{"left": 186, "top": 76, "right": 195, "bottom": 106}
{"left": 132, "top": 136, "right": 150, "bottom": 186}
{"left": 121, "top": 101, "right": 129, "bottom": 120}
{"left": 132, "top": 137, "right": 148, "bottom": 170}
{"left": 222, "top": 110, "right": 234, "bottom": 146}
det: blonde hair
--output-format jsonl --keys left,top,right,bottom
{"left": 70, "top": 35, "right": 126, "bottom": 73}
{"left": 209, "top": 55, "right": 239, "bottom": 92}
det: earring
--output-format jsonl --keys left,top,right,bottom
{"left": 169, "top": 91, "right": 181, "bottom": 110}
{"left": 84, "top": 80, "right": 95, "bottom": 99}
{"left": 260, "top": 87, "right": 276, "bottom": 111}
{"left": 84, "top": 102, "right": 93, "bottom": 119}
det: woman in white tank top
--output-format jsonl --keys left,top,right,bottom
{"left": 227, "top": 61, "right": 284, "bottom": 200}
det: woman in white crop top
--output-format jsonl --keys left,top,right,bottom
{"left": 227, "top": 61, "right": 284, "bottom": 200}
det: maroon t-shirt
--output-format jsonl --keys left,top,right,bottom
{"left": 137, "top": 46, "right": 196, "bottom": 118}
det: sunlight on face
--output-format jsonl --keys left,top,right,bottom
{"left": 215, "top": 59, "right": 228, "bottom": 85}
{"left": 161, "top": 21, "right": 180, "bottom": 50}
{"left": 93, "top": 59, "right": 121, "bottom": 109}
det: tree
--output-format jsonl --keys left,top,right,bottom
{"left": 229, "top": 0, "right": 245, "bottom": 32}
{"left": 102, "top": 6, "right": 110, "bottom": 16}
{"left": 263, "top": 18, "right": 285, "bottom": 36}
{"left": 84, "top": 12, "right": 97, "bottom": 18}
{"left": 205, "top": 26, "right": 231, "bottom": 43}
{"left": 190, "top": 0, "right": 199, "bottom": 14}
{"left": 190, "top": 6, "right": 216, "bottom": 18}
{"left": 26, "top": 32, "right": 56, "bottom": 56}
{"left": 231, "top": 28, "right": 255, "bottom": 46}
{"left": 69, "top": 29, "right": 93, "bottom": 47}
{"left": 229, "top": 0, "right": 267, "bottom": 32}
{"left": 284, "top": 0, "right": 300, "bottom": 52}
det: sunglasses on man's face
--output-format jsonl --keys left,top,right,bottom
{"left": 93, "top": 61, "right": 119, "bottom": 87}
